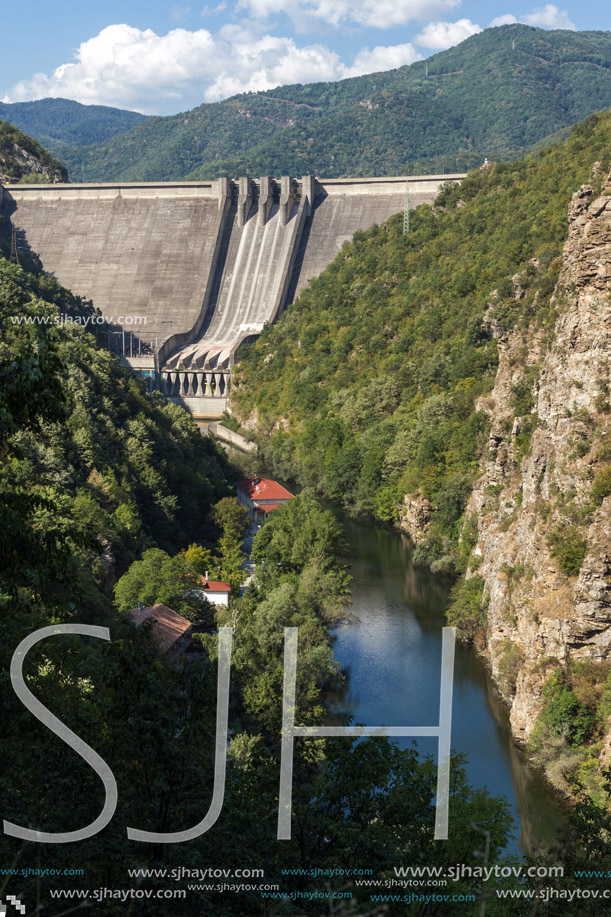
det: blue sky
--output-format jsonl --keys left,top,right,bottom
{"left": 2, "top": 1, "right": 609, "bottom": 115}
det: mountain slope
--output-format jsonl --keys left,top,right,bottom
{"left": 0, "top": 98, "right": 147, "bottom": 156}
{"left": 0, "top": 120, "right": 67, "bottom": 183}
{"left": 230, "top": 111, "right": 610, "bottom": 559}
{"left": 58, "top": 24, "right": 611, "bottom": 182}
{"left": 229, "top": 110, "right": 611, "bottom": 797}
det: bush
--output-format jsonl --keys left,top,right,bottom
{"left": 541, "top": 670, "right": 595, "bottom": 747}
{"left": 511, "top": 381, "right": 534, "bottom": 416}
{"left": 591, "top": 466, "right": 611, "bottom": 507}
{"left": 547, "top": 524, "right": 587, "bottom": 576}
{"left": 412, "top": 531, "right": 456, "bottom": 574}
{"left": 446, "top": 575, "right": 487, "bottom": 643}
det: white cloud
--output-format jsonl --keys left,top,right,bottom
{"left": 201, "top": 2, "right": 226, "bottom": 14}
{"left": 489, "top": 14, "right": 518, "bottom": 26}
{"left": 171, "top": 5, "right": 191, "bottom": 21}
{"left": 523, "top": 4, "right": 575, "bottom": 29}
{"left": 414, "top": 18, "right": 482, "bottom": 50}
{"left": 346, "top": 43, "right": 423, "bottom": 77}
{"left": 239, "top": 0, "right": 462, "bottom": 29}
{"left": 489, "top": 5, "right": 576, "bottom": 31}
{"left": 1, "top": 23, "right": 425, "bottom": 114}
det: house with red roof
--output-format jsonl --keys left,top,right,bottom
{"left": 197, "top": 574, "right": 231, "bottom": 606}
{"left": 128, "top": 603, "right": 194, "bottom": 662}
{"left": 236, "top": 477, "right": 294, "bottom": 524}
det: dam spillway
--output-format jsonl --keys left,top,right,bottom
{"left": 1, "top": 173, "right": 465, "bottom": 416}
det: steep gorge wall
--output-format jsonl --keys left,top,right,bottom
{"left": 465, "top": 167, "right": 611, "bottom": 777}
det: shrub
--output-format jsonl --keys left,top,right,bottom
{"left": 446, "top": 575, "right": 487, "bottom": 643}
{"left": 511, "top": 381, "right": 534, "bottom": 416}
{"left": 412, "top": 532, "right": 456, "bottom": 574}
{"left": 591, "top": 466, "right": 611, "bottom": 507}
{"left": 514, "top": 413, "right": 539, "bottom": 463}
{"left": 498, "top": 639, "right": 524, "bottom": 693}
{"left": 547, "top": 524, "right": 587, "bottom": 576}
{"left": 541, "top": 671, "right": 595, "bottom": 746}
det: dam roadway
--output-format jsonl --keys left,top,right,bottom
{"left": 1, "top": 173, "right": 465, "bottom": 416}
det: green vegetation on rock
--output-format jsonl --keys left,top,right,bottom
{"left": 0, "top": 120, "right": 67, "bottom": 183}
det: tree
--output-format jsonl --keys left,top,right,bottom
{"left": 182, "top": 542, "right": 217, "bottom": 576}
{"left": 213, "top": 497, "right": 250, "bottom": 543}
{"left": 113, "top": 547, "right": 206, "bottom": 620}
{"left": 209, "top": 497, "right": 249, "bottom": 594}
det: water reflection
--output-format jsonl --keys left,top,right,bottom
{"left": 328, "top": 511, "right": 568, "bottom": 856}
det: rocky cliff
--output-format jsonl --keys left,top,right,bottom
{"left": 465, "top": 164, "right": 611, "bottom": 793}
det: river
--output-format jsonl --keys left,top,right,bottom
{"left": 327, "top": 510, "right": 568, "bottom": 856}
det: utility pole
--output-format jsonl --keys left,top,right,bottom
{"left": 403, "top": 179, "right": 410, "bottom": 235}
{"left": 9, "top": 225, "right": 20, "bottom": 265}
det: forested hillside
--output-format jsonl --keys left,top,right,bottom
{"left": 0, "top": 259, "right": 229, "bottom": 590}
{"left": 0, "top": 234, "right": 514, "bottom": 914}
{"left": 56, "top": 25, "right": 611, "bottom": 182}
{"left": 0, "top": 98, "right": 147, "bottom": 156}
{"left": 231, "top": 112, "right": 611, "bottom": 576}
{"left": 0, "top": 119, "right": 67, "bottom": 182}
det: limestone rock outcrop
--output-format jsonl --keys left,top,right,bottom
{"left": 467, "top": 169, "right": 611, "bottom": 745}
{"left": 400, "top": 492, "right": 432, "bottom": 543}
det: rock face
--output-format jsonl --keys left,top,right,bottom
{"left": 399, "top": 492, "right": 431, "bottom": 543}
{"left": 0, "top": 121, "right": 67, "bottom": 184}
{"left": 467, "top": 169, "right": 611, "bottom": 744}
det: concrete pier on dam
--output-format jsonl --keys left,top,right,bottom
{"left": 1, "top": 172, "right": 465, "bottom": 417}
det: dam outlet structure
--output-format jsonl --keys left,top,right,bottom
{"left": 1, "top": 173, "right": 464, "bottom": 417}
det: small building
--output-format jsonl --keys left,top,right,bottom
{"left": 128, "top": 603, "right": 194, "bottom": 660}
{"left": 197, "top": 575, "right": 231, "bottom": 606}
{"left": 236, "top": 477, "right": 294, "bottom": 524}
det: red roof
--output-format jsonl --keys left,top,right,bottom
{"left": 128, "top": 603, "right": 192, "bottom": 654}
{"left": 261, "top": 504, "right": 281, "bottom": 513}
{"left": 199, "top": 577, "right": 231, "bottom": 593}
{"left": 236, "top": 477, "right": 294, "bottom": 501}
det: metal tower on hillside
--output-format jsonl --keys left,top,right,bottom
{"left": 403, "top": 180, "right": 410, "bottom": 234}
{"left": 9, "top": 226, "right": 20, "bottom": 265}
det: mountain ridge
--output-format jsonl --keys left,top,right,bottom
{"left": 38, "top": 24, "right": 611, "bottom": 183}
{"left": 0, "top": 98, "right": 147, "bottom": 154}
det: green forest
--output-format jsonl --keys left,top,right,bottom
{"left": 231, "top": 111, "right": 611, "bottom": 577}
{"left": 0, "top": 256, "right": 524, "bottom": 913}
{"left": 0, "top": 98, "right": 146, "bottom": 154}
{"left": 34, "top": 25, "right": 611, "bottom": 182}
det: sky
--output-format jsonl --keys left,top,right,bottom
{"left": 1, "top": 1, "right": 608, "bottom": 115}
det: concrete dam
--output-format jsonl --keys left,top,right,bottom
{"left": 1, "top": 173, "right": 464, "bottom": 416}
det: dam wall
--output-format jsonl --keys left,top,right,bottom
{"left": 1, "top": 172, "right": 464, "bottom": 417}
{"left": 1, "top": 182, "right": 227, "bottom": 343}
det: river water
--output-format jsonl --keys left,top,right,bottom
{"left": 328, "top": 510, "right": 568, "bottom": 856}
